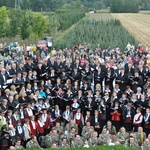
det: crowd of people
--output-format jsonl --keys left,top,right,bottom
{"left": 0, "top": 42, "right": 150, "bottom": 150}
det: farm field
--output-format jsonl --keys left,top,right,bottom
{"left": 87, "top": 13, "right": 150, "bottom": 46}
{"left": 86, "top": 13, "right": 113, "bottom": 20}
{"left": 111, "top": 13, "right": 150, "bottom": 46}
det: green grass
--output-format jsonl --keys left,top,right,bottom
{"left": 96, "top": 9, "right": 110, "bottom": 13}
{"left": 20, "top": 145, "right": 138, "bottom": 150}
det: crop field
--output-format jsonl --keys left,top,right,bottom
{"left": 86, "top": 13, "right": 150, "bottom": 46}
{"left": 86, "top": 13, "right": 113, "bottom": 20}
{"left": 112, "top": 13, "right": 150, "bottom": 46}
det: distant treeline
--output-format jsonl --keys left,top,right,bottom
{"left": 0, "top": 0, "right": 150, "bottom": 12}
{"left": 0, "top": 7, "right": 85, "bottom": 41}
{"left": 110, "top": 0, "right": 139, "bottom": 13}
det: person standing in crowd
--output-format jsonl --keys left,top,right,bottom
{"left": 0, "top": 42, "right": 150, "bottom": 149}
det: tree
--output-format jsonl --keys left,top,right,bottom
{"left": 7, "top": 9, "right": 23, "bottom": 37}
{"left": 31, "top": 12, "right": 47, "bottom": 39}
{"left": 110, "top": 0, "right": 139, "bottom": 13}
{"left": 0, "top": 6, "right": 8, "bottom": 37}
{"left": 20, "top": 10, "right": 32, "bottom": 40}
{"left": 0, "top": 0, "right": 8, "bottom": 7}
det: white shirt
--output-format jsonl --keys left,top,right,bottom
{"left": 31, "top": 120, "right": 36, "bottom": 129}
{"left": 144, "top": 113, "right": 150, "bottom": 122}
{"left": 42, "top": 114, "right": 47, "bottom": 123}
{"left": 76, "top": 113, "right": 81, "bottom": 120}
{"left": 20, "top": 110, "right": 24, "bottom": 119}
{"left": 38, "top": 120, "right": 44, "bottom": 127}
{"left": 26, "top": 108, "right": 33, "bottom": 116}
{"left": 133, "top": 113, "right": 143, "bottom": 124}
{"left": 17, "top": 126, "right": 23, "bottom": 134}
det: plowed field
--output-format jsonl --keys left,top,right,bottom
{"left": 112, "top": 13, "right": 150, "bottom": 46}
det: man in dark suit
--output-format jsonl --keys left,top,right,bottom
{"left": 24, "top": 58, "right": 34, "bottom": 72}
{"left": 85, "top": 97, "right": 96, "bottom": 115}
{"left": 48, "top": 68, "right": 57, "bottom": 85}
{"left": 0, "top": 68, "right": 7, "bottom": 87}
{"left": 9, "top": 63, "right": 18, "bottom": 76}
{"left": 125, "top": 63, "right": 134, "bottom": 77}
{"left": 47, "top": 56, "right": 57, "bottom": 69}
{"left": 115, "top": 68, "right": 128, "bottom": 92}
{"left": 143, "top": 107, "right": 150, "bottom": 136}
{"left": 122, "top": 103, "right": 135, "bottom": 132}
{"left": 105, "top": 69, "right": 116, "bottom": 92}
{"left": 63, "top": 60, "right": 73, "bottom": 76}
{"left": 81, "top": 66, "right": 92, "bottom": 85}
{"left": 71, "top": 68, "right": 80, "bottom": 82}
{"left": 94, "top": 66, "right": 104, "bottom": 87}
{"left": 131, "top": 71, "right": 143, "bottom": 93}
{"left": 36, "top": 62, "right": 46, "bottom": 80}
{"left": 91, "top": 110, "right": 102, "bottom": 134}
{"left": 60, "top": 69, "right": 68, "bottom": 84}
{"left": 55, "top": 58, "right": 63, "bottom": 76}
{"left": 17, "top": 63, "right": 26, "bottom": 74}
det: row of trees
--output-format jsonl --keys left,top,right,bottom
{"left": 110, "top": 0, "right": 140, "bottom": 13}
{"left": 0, "top": 6, "right": 47, "bottom": 40}
{"left": 0, "top": 6, "right": 85, "bottom": 41}
{"left": 54, "top": 19, "right": 137, "bottom": 50}
{"left": 56, "top": 9, "right": 85, "bottom": 31}
{"left": 0, "top": 0, "right": 150, "bottom": 12}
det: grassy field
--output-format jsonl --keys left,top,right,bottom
{"left": 112, "top": 13, "right": 150, "bottom": 46}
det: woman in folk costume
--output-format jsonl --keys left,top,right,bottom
{"left": 110, "top": 102, "right": 121, "bottom": 132}
{"left": 71, "top": 98, "right": 80, "bottom": 116}
{"left": 143, "top": 107, "right": 150, "bottom": 136}
{"left": 36, "top": 98, "right": 43, "bottom": 113}
{"left": 63, "top": 105, "right": 73, "bottom": 125}
{"left": 52, "top": 105, "right": 62, "bottom": 124}
{"left": 6, "top": 110, "right": 16, "bottom": 127}
{"left": 74, "top": 108, "right": 84, "bottom": 135}
{"left": 24, "top": 102, "right": 33, "bottom": 120}
{"left": 29, "top": 115, "right": 37, "bottom": 136}
{"left": 41, "top": 108, "right": 52, "bottom": 135}
{"left": 18, "top": 104, "right": 26, "bottom": 125}
{"left": 23, "top": 118, "right": 31, "bottom": 147}
{"left": 12, "top": 109, "right": 20, "bottom": 122}
{"left": 42, "top": 98, "right": 50, "bottom": 110}
{"left": 98, "top": 100, "right": 106, "bottom": 127}
{"left": 36, "top": 115, "right": 44, "bottom": 137}
{"left": 84, "top": 110, "right": 92, "bottom": 124}
{"left": 8, "top": 124, "right": 18, "bottom": 145}
{"left": 133, "top": 107, "right": 143, "bottom": 132}
{"left": 15, "top": 120, "right": 24, "bottom": 142}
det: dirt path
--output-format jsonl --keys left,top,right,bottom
{"left": 112, "top": 13, "right": 150, "bottom": 46}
